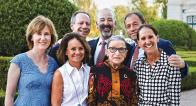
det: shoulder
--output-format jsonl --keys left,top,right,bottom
{"left": 90, "top": 62, "right": 108, "bottom": 73}
{"left": 88, "top": 38, "right": 99, "bottom": 46}
{"left": 159, "top": 38, "right": 173, "bottom": 46}
{"left": 122, "top": 66, "right": 137, "bottom": 78}
{"left": 11, "top": 53, "right": 28, "bottom": 64}
{"left": 53, "top": 69, "right": 62, "bottom": 78}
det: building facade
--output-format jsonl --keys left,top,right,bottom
{"left": 167, "top": 0, "right": 196, "bottom": 29}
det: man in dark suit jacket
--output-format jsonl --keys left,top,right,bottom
{"left": 48, "top": 10, "right": 91, "bottom": 66}
{"left": 124, "top": 12, "right": 188, "bottom": 78}
{"left": 88, "top": 8, "right": 132, "bottom": 66}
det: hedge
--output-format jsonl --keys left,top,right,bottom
{"left": 0, "top": 0, "right": 78, "bottom": 56}
{"left": 152, "top": 19, "right": 196, "bottom": 50}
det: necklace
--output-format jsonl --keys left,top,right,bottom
{"left": 65, "top": 65, "right": 85, "bottom": 106}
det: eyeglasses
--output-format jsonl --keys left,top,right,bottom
{"left": 108, "top": 47, "right": 127, "bottom": 53}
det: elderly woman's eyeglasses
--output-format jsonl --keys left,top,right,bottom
{"left": 108, "top": 47, "right": 127, "bottom": 53}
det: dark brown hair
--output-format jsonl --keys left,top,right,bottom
{"left": 57, "top": 32, "right": 91, "bottom": 65}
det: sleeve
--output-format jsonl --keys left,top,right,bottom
{"left": 48, "top": 44, "right": 59, "bottom": 63}
{"left": 168, "top": 66, "right": 181, "bottom": 105}
{"left": 180, "top": 62, "right": 189, "bottom": 79}
{"left": 158, "top": 39, "right": 176, "bottom": 56}
{"left": 10, "top": 54, "right": 23, "bottom": 70}
{"left": 87, "top": 67, "right": 97, "bottom": 106}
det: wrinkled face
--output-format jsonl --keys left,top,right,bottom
{"left": 96, "top": 10, "right": 115, "bottom": 40}
{"left": 138, "top": 27, "right": 159, "bottom": 55}
{"left": 125, "top": 14, "right": 143, "bottom": 41}
{"left": 106, "top": 40, "right": 127, "bottom": 66}
{"left": 32, "top": 26, "right": 51, "bottom": 50}
{"left": 66, "top": 38, "right": 85, "bottom": 65}
{"left": 71, "top": 13, "right": 90, "bottom": 38}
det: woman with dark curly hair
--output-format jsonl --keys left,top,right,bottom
{"left": 51, "top": 32, "right": 91, "bottom": 106}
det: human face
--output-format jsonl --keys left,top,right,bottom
{"left": 106, "top": 40, "right": 127, "bottom": 66}
{"left": 96, "top": 10, "right": 115, "bottom": 40}
{"left": 66, "top": 38, "right": 85, "bottom": 66}
{"left": 138, "top": 27, "right": 159, "bottom": 55}
{"left": 125, "top": 14, "right": 143, "bottom": 41}
{"left": 31, "top": 26, "right": 51, "bottom": 50}
{"left": 71, "top": 13, "right": 90, "bottom": 38}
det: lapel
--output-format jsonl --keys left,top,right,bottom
{"left": 88, "top": 38, "right": 99, "bottom": 66}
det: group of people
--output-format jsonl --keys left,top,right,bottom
{"left": 4, "top": 8, "right": 188, "bottom": 106}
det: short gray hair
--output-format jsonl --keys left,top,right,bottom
{"left": 107, "top": 35, "right": 127, "bottom": 48}
{"left": 96, "top": 8, "right": 115, "bottom": 20}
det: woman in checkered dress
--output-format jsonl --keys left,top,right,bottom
{"left": 134, "top": 24, "right": 181, "bottom": 106}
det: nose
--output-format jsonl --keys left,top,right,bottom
{"left": 104, "top": 20, "right": 109, "bottom": 25}
{"left": 114, "top": 50, "right": 120, "bottom": 55}
{"left": 40, "top": 34, "right": 46, "bottom": 40}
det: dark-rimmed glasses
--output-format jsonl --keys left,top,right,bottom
{"left": 108, "top": 47, "right": 127, "bottom": 53}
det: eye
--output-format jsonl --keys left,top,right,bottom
{"left": 108, "top": 18, "right": 113, "bottom": 22}
{"left": 71, "top": 47, "right": 76, "bottom": 51}
{"left": 148, "top": 35, "right": 154, "bottom": 39}
{"left": 78, "top": 47, "right": 84, "bottom": 51}
{"left": 141, "top": 37, "right": 146, "bottom": 41}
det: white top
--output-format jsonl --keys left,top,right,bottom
{"left": 59, "top": 61, "right": 90, "bottom": 106}
{"left": 94, "top": 38, "right": 108, "bottom": 64}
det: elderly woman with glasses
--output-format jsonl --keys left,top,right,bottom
{"left": 88, "top": 36, "right": 138, "bottom": 106}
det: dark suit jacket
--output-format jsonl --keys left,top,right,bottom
{"left": 48, "top": 43, "right": 61, "bottom": 66}
{"left": 88, "top": 38, "right": 132, "bottom": 67}
{"left": 129, "top": 38, "right": 188, "bottom": 78}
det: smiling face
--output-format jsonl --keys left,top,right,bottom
{"left": 125, "top": 14, "right": 143, "bottom": 41}
{"left": 138, "top": 27, "right": 159, "bottom": 55}
{"left": 31, "top": 26, "right": 51, "bottom": 50}
{"left": 96, "top": 9, "right": 116, "bottom": 40}
{"left": 71, "top": 13, "right": 90, "bottom": 38}
{"left": 66, "top": 38, "right": 85, "bottom": 66}
{"left": 106, "top": 40, "right": 127, "bottom": 66}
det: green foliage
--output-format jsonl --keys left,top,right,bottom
{"left": 0, "top": 57, "right": 12, "bottom": 91}
{"left": 0, "top": 0, "right": 78, "bottom": 56}
{"left": 131, "top": 0, "right": 159, "bottom": 23}
{"left": 152, "top": 19, "right": 196, "bottom": 50}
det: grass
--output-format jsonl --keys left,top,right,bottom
{"left": 177, "top": 51, "right": 196, "bottom": 73}
{"left": 177, "top": 51, "right": 196, "bottom": 91}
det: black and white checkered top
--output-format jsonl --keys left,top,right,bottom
{"left": 134, "top": 50, "right": 181, "bottom": 106}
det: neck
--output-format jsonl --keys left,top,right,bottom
{"left": 69, "top": 61, "right": 82, "bottom": 70}
{"left": 108, "top": 61, "right": 121, "bottom": 70}
{"left": 29, "top": 49, "right": 47, "bottom": 60}
{"left": 147, "top": 50, "right": 161, "bottom": 65}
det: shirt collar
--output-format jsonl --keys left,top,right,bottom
{"left": 98, "top": 37, "right": 109, "bottom": 45}
{"left": 65, "top": 61, "right": 85, "bottom": 75}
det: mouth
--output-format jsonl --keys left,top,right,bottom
{"left": 145, "top": 43, "right": 153, "bottom": 48}
{"left": 100, "top": 24, "right": 112, "bottom": 32}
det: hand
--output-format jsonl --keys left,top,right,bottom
{"left": 168, "top": 54, "right": 185, "bottom": 69}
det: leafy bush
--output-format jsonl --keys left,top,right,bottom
{"left": 0, "top": 57, "right": 12, "bottom": 91}
{"left": 152, "top": 19, "right": 196, "bottom": 50}
{"left": 0, "top": 0, "right": 78, "bottom": 56}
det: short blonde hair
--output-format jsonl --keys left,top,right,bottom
{"left": 26, "top": 15, "right": 58, "bottom": 49}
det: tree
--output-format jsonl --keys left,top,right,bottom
{"left": 114, "top": 6, "right": 130, "bottom": 37}
{"left": 154, "top": 0, "right": 168, "bottom": 18}
{"left": 130, "top": 0, "right": 159, "bottom": 23}
{"left": 0, "top": 0, "right": 77, "bottom": 56}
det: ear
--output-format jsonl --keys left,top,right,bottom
{"left": 70, "top": 24, "right": 74, "bottom": 31}
{"left": 96, "top": 21, "right": 99, "bottom": 29}
{"left": 65, "top": 49, "right": 68, "bottom": 56}
{"left": 157, "top": 35, "right": 160, "bottom": 42}
{"left": 113, "top": 20, "right": 116, "bottom": 28}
